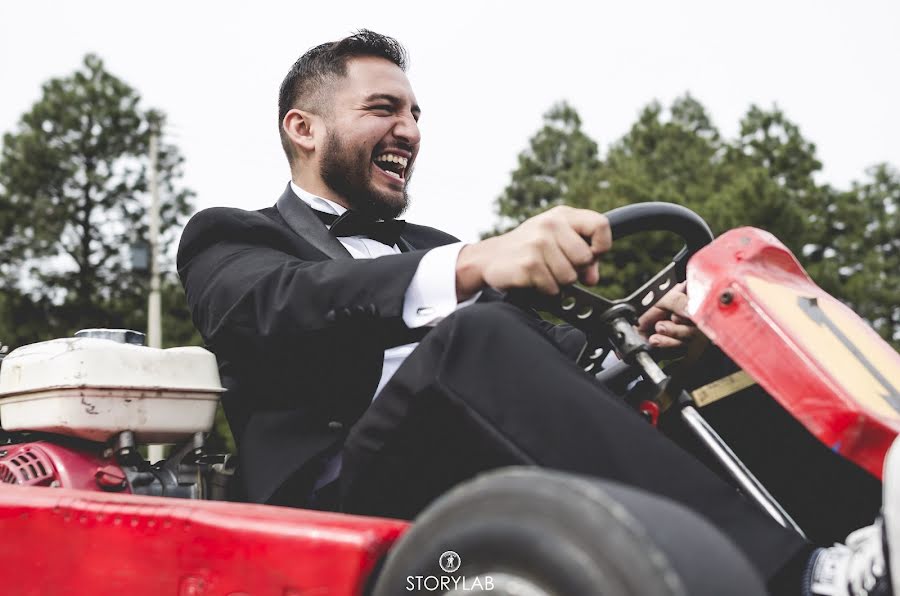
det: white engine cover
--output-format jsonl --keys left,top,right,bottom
{"left": 0, "top": 338, "right": 224, "bottom": 443}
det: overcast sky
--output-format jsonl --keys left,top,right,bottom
{"left": 2, "top": 0, "right": 898, "bottom": 243}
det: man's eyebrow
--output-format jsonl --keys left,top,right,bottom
{"left": 363, "top": 93, "right": 421, "bottom": 115}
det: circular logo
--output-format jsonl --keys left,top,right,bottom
{"left": 439, "top": 550, "right": 461, "bottom": 573}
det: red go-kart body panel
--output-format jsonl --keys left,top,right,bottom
{"left": 0, "top": 484, "right": 407, "bottom": 595}
{"left": 2, "top": 225, "right": 898, "bottom": 594}
{"left": 686, "top": 227, "right": 900, "bottom": 479}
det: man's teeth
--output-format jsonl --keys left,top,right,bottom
{"left": 374, "top": 153, "right": 409, "bottom": 167}
{"left": 382, "top": 169, "right": 402, "bottom": 180}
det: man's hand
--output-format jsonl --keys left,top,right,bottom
{"left": 455, "top": 206, "right": 612, "bottom": 300}
{"left": 637, "top": 282, "right": 707, "bottom": 351}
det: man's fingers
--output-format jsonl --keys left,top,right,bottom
{"left": 654, "top": 320, "right": 699, "bottom": 341}
{"left": 557, "top": 225, "right": 596, "bottom": 268}
{"left": 541, "top": 241, "right": 579, "bottom": 289}
{"left": 528, "top": 261, "right": 560, "bottom": 295}
{"left": 654, "top": 282, "right": 690, "bottom": 318}
{"left": 577, "top": 262, "right": 600, "bottom": 286}
{"left": 647, "top": 334, "right": 685, "bottom": 349}
{"left": 556, "top": 225, "right": 599, "bottom": 286}
{"left": 564, "top": 209, "right": 612, "bottom": 255}
{"left": 670, "top": 313, "right": 694, "bottom": 326}
{"left": 482, "top": 206, "right": 611, "bottom": 294}
{"left": 633, "top": 283, "right": 707, "bottom": 354}
{"left": 638, "top": 306, "right": 668, "bottom": 334}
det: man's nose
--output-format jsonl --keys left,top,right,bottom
{"left": 393, "top": 112, "right": 420, "bottom": 145}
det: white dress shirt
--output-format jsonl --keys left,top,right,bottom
{"left": 289, "top": 182, "right": 480, "bottom": 490}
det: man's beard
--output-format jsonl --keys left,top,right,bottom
{"left": 319, "top": 130, "right": 411, "bottom": 220}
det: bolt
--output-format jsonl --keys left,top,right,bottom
{"left": 720, "top": 290, "right": 734, "bottom": 305}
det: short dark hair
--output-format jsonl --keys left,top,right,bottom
{"left": 278, "top": 29, "right": 408, "bottom": 163}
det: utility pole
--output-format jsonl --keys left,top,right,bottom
{"left": 148, "top": 129, "right": 164, "bottom": 464}
{"left": 147, "top": 130, "right": 162, "bottom": 350}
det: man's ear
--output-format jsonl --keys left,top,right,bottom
{"left": 283, "top": 109, "right": 318, "bottom": 154}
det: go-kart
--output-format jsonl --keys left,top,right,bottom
{"left": 0, "top": 203, "right": 897, "bottom": 595}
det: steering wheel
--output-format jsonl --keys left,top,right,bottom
{"left": 520, "top": 202, "right": 714, "bottom": 375}
{"left": 514, "top": 203, "right": 806, "bottom": 534}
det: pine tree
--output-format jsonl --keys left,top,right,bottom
{"left": 0, "top": 54, "right": 195, "bottom": 347}
{"left": 492, "top": 102, "right": 603, "bottom": 233}
{"left": 490, "top": 97, "right": 898, "bottom": 348}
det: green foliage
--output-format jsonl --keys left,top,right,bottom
{"left": 491, "top": 102, "right": 603, "bottom": 233}
{"left": 719, "top": 106, "right": 822, "bottom": 254}
{"left": 0, "top": 54, "right": 195, "bottom": 347}
{"left": 0, "top": 56, "right": 238, "bottom": 455}
{"left": 590, "top": 95, "right": 723, "bottom": 298}
{"left": 0, "top": 54, "right": 229, "bottom": 450}
{"left": 820, "top": 164, "right": 900, "bottom": 343}
{"left": 0, "top": 55, "right": 240, "bottom": 454}
{"left": 493, "top": 95, "right": 899, "bottom": 348}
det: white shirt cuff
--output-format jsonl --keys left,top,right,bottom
{"left": 403, "top": 242, "right": 482, "bottom": 328}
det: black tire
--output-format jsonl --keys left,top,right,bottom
{"left": 371, "top": 467, "right": 767, "bottom": 596}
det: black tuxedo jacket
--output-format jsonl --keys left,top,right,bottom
{"left": 177, "top": 184, "right": 583, "bottom": 503}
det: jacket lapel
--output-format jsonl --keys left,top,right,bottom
{"left": 275, "top": 184, "right": 351, "bottom": 259}
{"left": 396, "top": 236, "right": 414, "bottom": 253}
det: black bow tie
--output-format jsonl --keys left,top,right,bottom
{"left": 313, "top": 209, "right": 406, "bottom": 247}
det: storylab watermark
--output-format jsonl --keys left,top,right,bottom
{"left": 405, "top": 550, "right": 495, "bottom": 592}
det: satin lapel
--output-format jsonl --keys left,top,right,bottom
{"left": 275, "top": 184, "right": 351, "bottom": 259}
{"left": 396, "top": 236, "right": 414, "bottom": 253}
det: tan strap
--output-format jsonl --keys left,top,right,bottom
{"left": 691, "top": 370, "right": 756, "bottom": 407}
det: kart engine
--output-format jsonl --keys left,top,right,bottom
{"left": 0, "top": 330, "right": 232, "bottom": 499}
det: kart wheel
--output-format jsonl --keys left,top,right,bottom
{"left": 371, "top": 467, "right": 766, "bottom": 596}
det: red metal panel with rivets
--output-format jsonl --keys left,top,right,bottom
{"left": 686, "top": 227, "right": 900, "bottom": 479}
{"left": 0, "top": 484, "right": 407, "bottom": 595}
